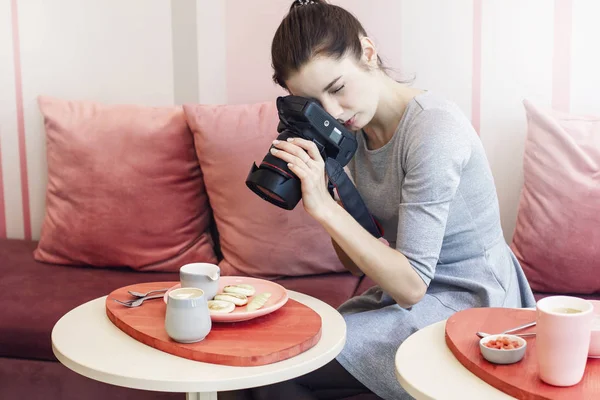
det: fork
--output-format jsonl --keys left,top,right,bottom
{"left": 113, "top": 294, "right": 165, "bottom": 307}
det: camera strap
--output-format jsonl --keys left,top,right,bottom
{"left": 325, "top": 158, "right": 384, "bottom": 238}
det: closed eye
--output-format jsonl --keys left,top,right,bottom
{"left": 331, "top": 85, "right": 345, "bottom": 94}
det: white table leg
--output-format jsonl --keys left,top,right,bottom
{"left": 186, "top": 392, "right": 217, "bottom": 400}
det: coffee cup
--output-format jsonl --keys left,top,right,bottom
{"left": 536, "top": 295, "right": 594, "bottom": 386}
{"left": 179, "top": 263, "right": 220, "bottom": 300}
{"left": 165, "top": 287, "right": 212, "bottom": 343}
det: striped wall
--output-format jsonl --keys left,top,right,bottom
{"left": 1, "top": 0, "right": 177, "bottom": 240}
{"left": 1, "top": 0, "right": 600, "bottom": 243}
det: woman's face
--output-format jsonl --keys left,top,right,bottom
{"left": 285, "top": 54, "right": 380, "bottom": 131}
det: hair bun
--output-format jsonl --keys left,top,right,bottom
{"left": 292, "top": 0, "right": 322, "bottom": 9}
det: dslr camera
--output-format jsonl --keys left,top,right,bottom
{"left": 246, "top": 95, "right": 358, "bottom": 210}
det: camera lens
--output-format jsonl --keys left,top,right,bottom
{"left": 255, "top": 186, "right": 286, "bottom": 203}
{"left": 245, "top": 130, "right": 302, "bottom": 210}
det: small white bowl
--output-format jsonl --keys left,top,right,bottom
{"left": 479, "top": 334, "right": 527, "bottom": 365}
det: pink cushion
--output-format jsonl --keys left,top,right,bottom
{"left": 511, "top": 100, "right": 600, "bottom": 294}
{"left": 34, "top": 96, "right": 217, "bottom": 271}
{"left": 183, "top": 101, "right": 345, "bottom": 278}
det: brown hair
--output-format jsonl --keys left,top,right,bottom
{"left": 271, "top": 0, "right": 384, "bottom": 90}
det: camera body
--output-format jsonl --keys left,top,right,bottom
{"left": 246, "top": 95, "right": 358, "bottom": 210}
{"left": 275, "top": 95, "right": 358, "bottom": 165}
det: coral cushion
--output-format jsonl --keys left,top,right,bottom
{"left": 183, "top": 101, "right": 345, "bottom": 278}
{"left": 511, "top": 100, "right": 600, "bottom": 294}
{"left": 34, "top": 96, "right": 216, "bottom": 271}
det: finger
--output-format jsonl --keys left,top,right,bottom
{"left": 272, "top": 140, "right": 311, "bottom": 163}
{"left": 287, "top": 162, "right": 309, "bottom": 179}
{"left": 270, "top": 147, "right": 311, "bottom": 170}
{"left": 285, "top": 137, "right": 322, "bottom": 161}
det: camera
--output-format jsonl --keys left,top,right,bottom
{"left": 246, "top": 95, "right": 358, "bottom": 210}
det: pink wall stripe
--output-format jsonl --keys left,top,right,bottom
{"left": 11, "top": 0, "right": 31, "bottom": 240}
{"left": 552, "top": 0, "right": 573, "bottom": 113}
{"left": 0, "top": 137, "right": 6, "bottom": 239}
{"left": 471, "top": 0, "right": 482, "bottom": 135}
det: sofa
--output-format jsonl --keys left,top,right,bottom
{"left": 1, "top": 96, "right": 598, "bottom": 400}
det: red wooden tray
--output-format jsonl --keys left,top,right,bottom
{"left": 445, "top": 307, "right": 600, "bottom": 399}
{"left": 106, "top": 281, "right": 322, "bottom": 366}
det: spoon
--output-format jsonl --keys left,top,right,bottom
{"left": 127, "top": 288, "right": 169, "bottom": 298}
{"left": 476, "top": 320, "right": 537, "bottom": 339}
{"left": 477, "top": 331, "right": 536, "bottom": 338}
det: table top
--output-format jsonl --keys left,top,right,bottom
{"left": 52, "top": 290, "right": 346, "bottom": 393}
{"left": 395, "top": 320, "right": 515, "bottom": 400}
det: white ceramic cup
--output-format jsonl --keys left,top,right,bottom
{"left": 165, "top": 287, "right": 212, "bottom": 343}
{"left": 179, "top": 263, "right": 220, "bottom": 300}
{"left": 536, "top": 295, "right": 594, "bottom": 386}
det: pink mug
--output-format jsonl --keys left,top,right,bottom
{"left": 536, "top": 295, "right": 594, "bottom": 386}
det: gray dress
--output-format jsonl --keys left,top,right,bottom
{"left": 337, "top": 91, "right": 536, "bottom": 400}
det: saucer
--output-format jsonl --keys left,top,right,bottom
{"left": 164, "top": 276, "right": 288, "bottom": 323}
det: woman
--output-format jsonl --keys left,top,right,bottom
{"left": 232, "top": 1, "right": 536, "bottom": 399}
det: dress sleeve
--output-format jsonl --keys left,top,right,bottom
{"left": 396, "top": 108, "right": 472, "bottom": 286}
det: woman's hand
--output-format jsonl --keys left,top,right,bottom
{"left": 270, "top": 137, "right": 336, "bottom": 220}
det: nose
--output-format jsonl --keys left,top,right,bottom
{"left": 320, "top": 97, "right": 344, "bottom": 121}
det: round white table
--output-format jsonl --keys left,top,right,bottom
{"left": 52, "top": 290, "right": 346, "bottom": 400}
{"left": 395, "top": 320, "right": 516, "bottom": 400}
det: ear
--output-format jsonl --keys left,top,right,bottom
{"left": 360, "top": 37, "right": 378, "bottom": 68}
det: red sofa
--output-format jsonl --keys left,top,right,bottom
{"left": 0, "top": 237, "right": 378, "bottom": 400}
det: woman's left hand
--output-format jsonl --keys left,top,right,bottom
{"left": 270, "top": 137, "right": 336, "bottom": 221}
